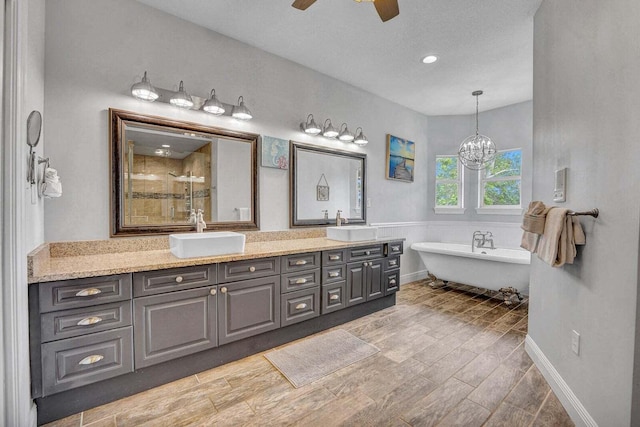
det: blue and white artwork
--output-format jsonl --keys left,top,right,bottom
{"left": 261, "top": 136, "right": 289, "bottom": 169}
{"left": 386, "top": 134, "right": 415, "bottom": 182}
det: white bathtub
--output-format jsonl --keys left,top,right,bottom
{"left": 411, "top": 242, "right": 531, "bottom": 295}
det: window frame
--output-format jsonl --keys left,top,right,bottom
{"left": 476, "top": 148, "right": 523, "bottom": 215}
{"left": 434, "top": 154, "right": 465, "bottom": 214}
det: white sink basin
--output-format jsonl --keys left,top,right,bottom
{"left": 170, "top": 232, "right": 245, "bottom": 258}
{"left": 326, "top": 226, "right": 378, "bottom": 242}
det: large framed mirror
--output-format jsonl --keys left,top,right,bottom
{"left": 290, "top": 141, "right": 366, "bottom": 227}
{"left": 110, "top": 109, "right": 258, "bottom": 236}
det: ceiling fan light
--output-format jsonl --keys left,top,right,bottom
{"left": 353, "top": 127, "right": 368, "bottom": 146}
{"left": 322, "top": 119, "right": 339, "bottom": 138}
{"left": 169, "top": 80, "right": 194, "bottom": 109}
{"left": 232, "top": 96, "right": 252, "bottom": 120}
{"left": 131, "top": 71, "right": 159, "bottom": 102}
{"left": 203, "top": 89, "right": 226, "bottom": 115}
{"left": 338, "top": 123, "right": 354, "bottom": 142}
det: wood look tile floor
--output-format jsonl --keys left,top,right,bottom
{"left": 45, "top": 280, "right": 574, "bottom": 427}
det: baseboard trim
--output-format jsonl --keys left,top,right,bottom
{"left": 401, "top": 269, "right": 429, "bottom": 284}
{"left": 525, "top": 335, "right": 598, "bottom": 427}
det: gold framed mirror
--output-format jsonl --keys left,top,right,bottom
{"left": 110, "top": 109, "right": 259, "bottom": 236}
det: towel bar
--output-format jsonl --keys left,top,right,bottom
{"left": 568, "top": 209, "right": 599, "bottom": 218}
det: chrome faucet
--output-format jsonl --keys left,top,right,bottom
{"left": 196, "top": 209, "right": 207, "bottom": 233}
{"left": 335, "top": 210, "right": 348, "bottom": 226}
{"left": 472, "top": 231, "right": 495, "bottom": 252}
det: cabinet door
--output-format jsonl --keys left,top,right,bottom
{"left": 384, "top": 270, "right": 400, "bottom": 295}
{"left": 346, "top": 262, "right": 367, "bottom": 307}
{"left": 218, "top": 276, "right": 280, "bottom": 345}
{"left": 366, "top": 260, "right": 384, "bottom": 301}
{"left": 134, "top": 287, "right": 218, "bottom": 368}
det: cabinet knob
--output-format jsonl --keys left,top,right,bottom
{"left": 295, "top": 260, "right": 308, "bottom": 266}
{"left": 330, "top": 294, "right": 340, "bottom": 301}
{"left": 78, "top": 354, "right": 104, "bottom": 365}
{"left": 329, "top": 255, "right": 340, "bottom": 261}
{"left": 295, "top": 303, "right": 307, "bottom": 310}
{"left": 295, "top": 278, "right": 307, "bottom": 284}
{"left": 249, "top": 266, "right": 256, "bottom": 272}
{"left": 365, "top": 251, "right": 371, "bottom": 255}
{"left": 75, "top": 288, "right": 102, "bottom": 297}
{"left": 220, "top": 287, "right": 228, "bottom": 294}
{"left": 389, "top": 279, "right": 397, "bottom": 285}
{"left": 363, "top": 262, "right": 369, "bottom": 267}
{"left": 77, "top": 316, "right": 103, "bottom": 326}
{"left": 175, "top": 276, "right": 183, "bottom": 283}
{"left": 210, "top": 288, "right": 217, "bottom": 295}
{"left": 329, "top": 271, "right": 340, "bottom": 278}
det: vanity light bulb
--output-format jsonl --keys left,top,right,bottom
{"left": 170, "top": 81, "right": 194, "bottom": 109}
{"left": 131, "top": 71, "right": 159, "bottom": 102}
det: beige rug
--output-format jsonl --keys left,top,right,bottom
{"left": 264, "top": 329, "right": 380, "bottom": 388}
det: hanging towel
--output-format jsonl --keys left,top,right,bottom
{"left": 520, "top": 201, "right": 551, "bottom": 252}
{"left": 236, "top": 207, "right": 250, "bottom": 221}
{"left": 41, "top": 167, "right": 62, "bottom": 198}
{"left": 536, "top": 208, "right": 586, "bottom": 267}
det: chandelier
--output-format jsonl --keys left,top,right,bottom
{"left": 458, "top": 90, "right": 497, "bottom": 170}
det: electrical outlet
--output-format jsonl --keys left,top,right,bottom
{"left": 571, "top": 330, "right": 580, "bottom": 355}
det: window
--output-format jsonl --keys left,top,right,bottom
{"left": 477, "top": 148, "right": 522, "bottom": 214}
{"left": 435, "top": 155, "right": 464, "bottom": 214}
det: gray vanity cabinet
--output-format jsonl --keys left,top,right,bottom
{"left": 346, "top": 259, "right": 384, "bottom": 306}
{"left": 218, "top": 276, "right": 281, "bottom": 345}
{"left": 133, "top": 286, "right": 218, "bottom": 368}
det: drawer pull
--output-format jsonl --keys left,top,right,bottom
{"left": 365, "top": 250, "right": 371, "bottom": 255}
{"left": 210, "top": 288, "right": 217, "bottom": 295}
{"left": 295, "top": 278, "right": 308, "bottom": 284}
{"left": 75, "top": 288, "right": 102, "bottom": 297}
{"left": 363, "top": 262, "right": 369, "bottom": 267}
{"left": 389, "top": 279, "right": 397, "bottom": 285}
{"left": 329, "top": 271, "right": 340, "bottom": 278}
{"left": 175, "top": 276, "right": 183, "bottom": 283}
{"left": 389, "top": 260, "right": 397, "bottom": 266}
{"left": 329, "top": 255, "right": 341, "bottom": 261}
{"left": 295, "top": 303, "right": 307, "bottom": 310}
{"left": 391, "top": 246, "right": 400, "bottom": 251}
{"left": 76, "top": 316, "right": 103, "bottom": 326}
{"left": 220, "top": 287, "right": 228, "bottom": 294}
{"left": 295, "top": 260, "right": 308, "bottom": 266}
{"left": 330, "top": 294, "right": 340, "bottom": 301}
{"left": 249, "top": 266, "right": 256, "bottom": 273}
{"left": 79, "top": 355, "right": 104, "bottom": 365}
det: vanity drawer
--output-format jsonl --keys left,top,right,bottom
{"left": 322, "top": 265, "right": 346, "bottom": 284}
{"left": 346, "top": 244, "right": 384, "bottom": 262}
{"left": 39, "top": 274, "right": 132, "bottom": 313}
{"left": 280, "top": 288, "right": 320, "bottom": 327}
{"left": 384, "top": 270, "right": 400, "bottom": 295}
{"left": 40, "top": 301, "right": 132, "bottom": 343}
{"left": 281, "top": 269, "right": 321, "bottom": 293}
{"left": 281, "top": 252, "right": 320, "bottom": 273}
{"left": 322, "top": 249, "right": 347, "bottom": 266}
{"left": 219, "top": 257, "right": 280, "bottom": 283}
{"left": 386, "top": 241, "right": 404, "bottom": 256}
{"left": 133, "top": 265, "right": 216, "bottom": 297}
{"left": 321, "top": 282, "right": 346, "bottom": 314}
{"left": 383, "top": 256, "right": 400, "bottom": 271}
{"left": 41, "top": 327, "right": 133, "bottom": 396}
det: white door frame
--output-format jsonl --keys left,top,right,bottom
{"left": 2, "top": 0, "right": 38, "bottom": 425}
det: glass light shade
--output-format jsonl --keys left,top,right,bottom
{"left": 353, "top": 128, "right": 368, "bottom": 146}
{"left": 322, "top": 119, "right": 339, "bottom": 138}
{"left": 458, "top": 134, "right": 497, "bottom": 170}
{"left": 131, "top": 71, "right": 159, "bottom": 102}
{"left": 169, "top": 81, "right": 194, "bottom": 109}
{"left": 232, "top": 96, "right": 252, "bottom": 120}
{"left": 203, "top": 89, "right": 225, "bottom": 115}
{"left": 338, "top": 123, "right": 354, "bottom": 142}
{"left": 302, "top": 114, "right": 321, "bottom": 135}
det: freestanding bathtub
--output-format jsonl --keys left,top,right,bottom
{"left": 411, "top": 242, "right": 531, "bottom": 296}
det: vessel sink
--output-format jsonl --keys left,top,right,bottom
{"left": 170, "top": 232, "right": 245, "bottom": 258}
{"left": 326, "top": 226, "right": 378, "bottom": 242}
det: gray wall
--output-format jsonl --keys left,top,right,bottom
{"left": 43, "top": 0, "right": 429, "bottom": 241}
{"left": 530, "top": 1, "right": 640, "bottom": 425}
{"left": 426, "top": 101, "right": 532, "bottom": 223}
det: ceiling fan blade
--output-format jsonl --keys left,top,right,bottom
{"left": 374, "top": 0, "right": 399, "bottom": 22}
{"left": 292, "top": 0, "right": 317, "bottom": 11}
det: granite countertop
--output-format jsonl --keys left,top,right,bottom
{"left": 28, "top": 232, "right": 404, "bottom": 284}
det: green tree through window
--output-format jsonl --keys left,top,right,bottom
{"left": 481, "top": 149, "right": 521, "bottom": 207}
{"left": 435, "top": 156, "right": 462, "bottom": 208}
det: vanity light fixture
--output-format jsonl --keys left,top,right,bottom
{"left": 169, "top": 81, "right": 194, "bottom": 109}
{"left": 353, "top": 127, "right": 369, "bottom": 146}
{"left": 338, "top": 123, "right": 355, "bottom": 142}
{"left": 301, "top": 114, "right": 322, "bottom": 135}
{"left": 131, "top": 71, "right": 159, "bottom": 102}
{"left": 232, "top": 96, "right": 253, "bottom": 120}
{"left": 202, "top": 89, "right": 225, "bottom": 115}
{"left": 458, "top": 90, "right": 497, "bottom": 170}
{"left": 322, "top": 119, "right": 339, "bottom": 138}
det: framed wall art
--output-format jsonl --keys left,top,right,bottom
{"left": 385, "top": 134, "right": 415, "bottom": 182}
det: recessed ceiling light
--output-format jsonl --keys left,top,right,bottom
{"left": 161, "top": 144, "right": 171, "bottom": 148}
{"left": 422, "top": 55, "right": 438, "bottom": 64}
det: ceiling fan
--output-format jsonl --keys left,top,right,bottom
{"left": 292, "top": 0, "right": 400, "bottom": 22}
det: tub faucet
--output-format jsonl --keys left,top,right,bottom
{"left": 472, "top": 231, "right": 494, "bottom": 252}
{"left": 483, "top": 232, "right": 495, "bottom": 249}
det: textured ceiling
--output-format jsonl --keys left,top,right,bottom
{"left": 137, "top": 0, "right": 542, "bottom": 116}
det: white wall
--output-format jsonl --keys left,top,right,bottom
{"left": 43, "top": 0, "right": 429, "bottom": 241}
{"left": 529, "top": 1, "right": 640, "bottom": 425}
{"left": 426, "top": 101, "right": 533, "bottom": 223}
